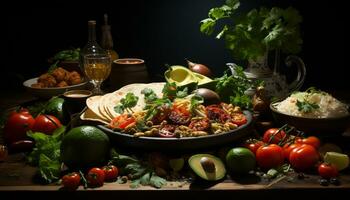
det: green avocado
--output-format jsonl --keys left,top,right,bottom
{"left": 188, "top": 154, "right": 226, "bottom": 181}
{"left": 44, "top": 97, "right": 68, "bottom": 123}
{"left": 164, "top": 65, "right": 215, "bottom": 91}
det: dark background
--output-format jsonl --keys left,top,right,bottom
{"left": 3, "top": 0, "right": 347, "bottom": 92}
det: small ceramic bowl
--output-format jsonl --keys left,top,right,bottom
{"left": 270, "top": 101, "right": 350, "bottom": 136}
{"left": 63, "top": 90, "right": 92, "bottom": 114}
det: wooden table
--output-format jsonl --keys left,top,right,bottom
{"left": 1, "top": 91, "right": 350, "bottom": 199}
{"left": 1, "top": 153, "right": 350, "bottom": 200}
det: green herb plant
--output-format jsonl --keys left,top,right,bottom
{"left": 215, "top": 65, "right": 260, "bottom": 109}
{"left": 27, "top": 126, "right": 66, "bottom": 183}
{"left": 200, "top": 0, "right": 302, "bottom": 61}
{"left": 109, "top": 149, "right": 167, "bottom": 188}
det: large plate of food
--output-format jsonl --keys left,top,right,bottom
{"left": 23, "top": 67, "right": 88, "bottom": 99}
{"left": 81, "top": 82, "right": 254, "bottom": 151}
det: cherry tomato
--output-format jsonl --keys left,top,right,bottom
{"left": 296, "top": 136, "right": 321, "bottom": 149}
{"left": 87, "top": 167, "right": 105, "bottom": 187}
{"left": 32, "top": 114, "right": 62, "bottom": 135}
{"left": 62, "top": 172, "right": 81, "bottom": 190}
{"left": 283, "top": 143, "right": 303, "bottom": 160}
{"left": 256, "top": 144, "right": 284, "bottom": 169}
{"left": 206, "top": 105, "right": 231, "bottom": 123}
{"left": 158, "top": 124, "right": 177, "bottom": 138}
{"left": 263, "top": 128, "right": 288, "bottom": 145}
{"left": 318, "top": 163, "right": 338, "bottom": 179}
{"left": 102, "top": 165, "right": 119, "bottom": 182}
{"left": 189, "top": 118, "right": 210, "bottom": 131}
{"left": 289, "top": 144, "right": 319, "bottom": 171}
{"left": 169, "top": 105, "right": 191, "bottom": 125}
{"left": 243, "top": 139, "right": 264, "bottom": 155}
{"left": 109, "top": 114, "right": 136, "bottom": 129}
{"left": 231, "top": 113, "right": 247, "bottom": 126}
{"left": 3, "top": 111, "right": 35, "bottom": 144}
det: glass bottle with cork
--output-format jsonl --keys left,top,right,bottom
{"left": 80, "top": 20, "right": 111, "bottom": 95}
{"left": 101, "top": 14, "right": 119, "bottom": 61}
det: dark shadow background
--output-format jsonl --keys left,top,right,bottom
{"left": 2, "top": 0, "right": 347, "bottom": 92}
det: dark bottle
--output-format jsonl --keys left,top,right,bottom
{"left": 101, "top": 14, "right": 119, "bottom": 61}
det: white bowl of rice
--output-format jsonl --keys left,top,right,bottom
{"left": 270, "top": 90, "right": 350, "bottom": 135}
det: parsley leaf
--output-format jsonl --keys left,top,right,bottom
{"left": 296, "top": 100, "right": 320, "bottom": 113}
{"left": 141, "top": 88, "right": 158, "bottom": 103}
{"left": 114, "top": 92, "right": 139, "bottom": 113}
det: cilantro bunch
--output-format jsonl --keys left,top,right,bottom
{"left": 200, "top": 0, "right": 302, "bottom": 61}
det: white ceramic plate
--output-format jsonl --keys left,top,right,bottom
{"left": 23, "top": 77, "right": 89, "bottom": 99}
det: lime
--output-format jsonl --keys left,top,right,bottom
{"left": 45, "top": 97, "right": 68, "bottom": 123}
{"left": 169, "top": 158, "right": 185, "bottom": 172}
{"left": 61, "top": 126, "right": 110, "bottom": 168}
{"left": 324, "top": 152, "right": 349, "bottom": 171}
{"left": 318, "top": 143, "right": 342, "bottom": 158}
{"left": 226, "top": 147, "right": 256, "bottom": 174}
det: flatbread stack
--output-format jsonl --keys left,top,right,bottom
{"left": 80, "top": 82, "right": 165, "bottom": 124}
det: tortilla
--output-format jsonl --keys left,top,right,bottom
{"left": 86, "top": 95, "right": 109, "bottom": 121}
{"left": 80, "top": 108, "right": 109, "bottom": 125}
{"left": 106, "top": 82, "right": 165, "bottom": 119}
{"left": 81, "top": 82, "right": 165, "bottom": 124}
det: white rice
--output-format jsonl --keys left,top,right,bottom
{"left": 275, "top": 91, "right": 349, "bottom": 118}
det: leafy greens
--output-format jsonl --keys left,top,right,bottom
{"left": 200, "top": 0, "right": 302, "bottom": 61}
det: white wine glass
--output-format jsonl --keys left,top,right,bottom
{"left": 83, "top": 54, "right": 111, "bottom": 95}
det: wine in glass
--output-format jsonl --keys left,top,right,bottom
{"left": 83, "top": 54, "right": 111, "bottom": 95}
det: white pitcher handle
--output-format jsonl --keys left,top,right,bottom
{"left": 285, "top": 55, "right": 306, "bottom": 92}
{"left": 226, "top": 63, "right": 238, "bottom": 76}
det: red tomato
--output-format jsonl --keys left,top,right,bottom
{"left": 62, "top": 172, "right": 81, "bottom": 190}
{"left": 3, "top": 111, "right": 35, "bottom": 144}
{"left": 109, "top": 114, "right": 136, "bottom": 129}
{"left": 289, "top": 144, "right": 319, "bottom": 171}
{"left": 158, "top": 124, "right": 177, "bottom": 138}
{"left": 189, "top": 118, "right": 210, "bottom": 131}
{"left": 102, "top": 165, "right": 119, "bottom": 182}
{"left": 169, "top": 105, "right": 191, "bottom": 125}
{"left": 283, "top": 143, "right": 303, "bottom": 160}
{"left": 231, "top": 113, "right": 247, "bottom": 126}
{"left": 243, "top": 139, "right": 264, "bottom": 155}
{"left": 32, "top": 114, "right": 62, "bottom": 135}
{"left": 87, "top": 167, "right": 105, "bottom": 187}
{"left": 318, "top": 163, "right": 338, "bottom": 179}
{"left": 256, "top": 144, "right": 284, "bottom": 169}
{"left": 263, "top": 128, "right": 288, "bottom": 145}
{"left": 296, "top": 136, "right": 321, "bottom": 149}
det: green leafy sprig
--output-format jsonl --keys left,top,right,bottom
{"left": 114, "top": 93, "right": 139, "bottom": 114}
{"left": 200, "top": 0, "right": 302, "bottom": 61}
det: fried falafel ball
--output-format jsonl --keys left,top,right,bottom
{"left": 38, "top": 73, "right": 57, "bottom": 87}
{"left": 57, "top": 81, "right": 68, "bottom": 87}
{"left": 67, "top": 71, "right": 82, "bottom": 85}
{"left": 52, "top": 67, "right": 69, "bottom": 82}
{"left": 31, "top": 82, "right": 45, "bottom": 88}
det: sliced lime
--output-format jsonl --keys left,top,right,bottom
{"left": 324, "top": 152, "right": 349, "bottom": 171}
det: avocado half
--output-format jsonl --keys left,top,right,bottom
{"left": 188, "top": 154, "right": 226, "bottom": 181}
{"left": 164, "top": 65, "right": 215, "bottom": 91}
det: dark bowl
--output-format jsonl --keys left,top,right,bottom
{"left": 98, "top": 110, "right": 254, "bottom": 152}
{"left": 270, "top": 101, "right": 350, "bottom": 136}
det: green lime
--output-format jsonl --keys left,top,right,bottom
{"left": 318, "top": 143, "right": 342, "bottom": 159}
{"left": 61, "top": 126, "right": 110, "bottom": 168}
{"left": 324, "top": 152, "right": 349, "bottom": 171}
{"left": 45, "top": 97, "right": 68, "bottom": 123}
{"left": 226, "top": 147, "right": 256, "bottom": 174}
{"left": 169, "top": 158, "right": 185, "bottom": 172}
